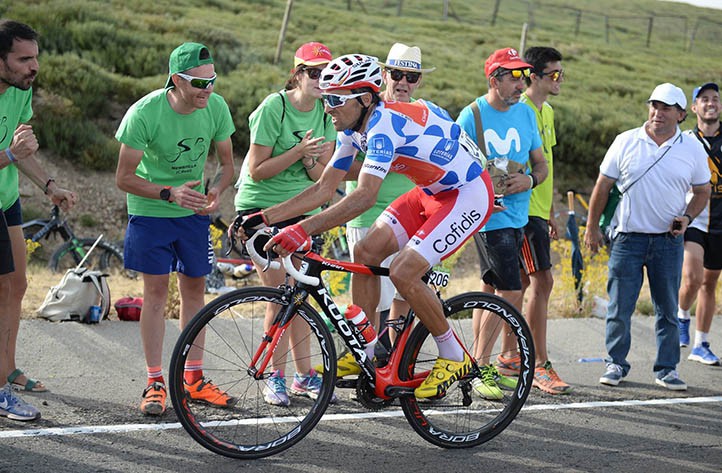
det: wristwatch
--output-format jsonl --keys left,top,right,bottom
{"left": 159, "top": 186, "right": 172, "bottom": 202}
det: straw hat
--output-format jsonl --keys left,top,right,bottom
{"left": 378, "top": 43, "right": 436, "bottom": 73}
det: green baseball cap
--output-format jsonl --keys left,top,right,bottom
{"left": 165, "top": 42, "right": 214, "bottom": 88}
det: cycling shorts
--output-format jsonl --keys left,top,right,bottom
{"left": 684, "top": 227, "right": 722, "bottom": 271}
{"left": 0, "top": 210, "right": 13, "bottom": 275}
{"left": 520, "top": 216, "right": 552, "bottom": 274}
{"left": 377, "top": 172, "right": 492, "bottom": 267}
{"left": 124, "top": 214, "right": 212, "bottom": 277}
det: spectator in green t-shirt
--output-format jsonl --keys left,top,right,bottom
{"left": 115, "top": 42, "right": 236, "bottom": 416}
{"left": 231, "top": 42, "right": 337, "bottom": 407}
{"left": 0, "top": 20, "right": 77, "bottom": 422}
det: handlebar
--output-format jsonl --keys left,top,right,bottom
{"left": 244, "top": 228, "right": 320, "bottom": 286}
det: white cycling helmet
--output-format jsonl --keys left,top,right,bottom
{"left": 319, "top": 54, "right": 382, "bottom": 92}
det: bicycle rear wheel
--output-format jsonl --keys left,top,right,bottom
{"left": 49, "top": 239, "right": 126, "bottom": 274}
{"left": 168, "top": 287, "right": 337, "bottom": 459}
{"left": 399, "top": 292, "right": 534, "bottom": 449}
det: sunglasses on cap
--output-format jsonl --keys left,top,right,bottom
{"left": 176, "top": 72, "right": 217, "bottom": 89}
{"left": 536, "top": 69, "right": 564, "bottom": 82}
{"left": 300, "top": 67, "right": 323, "bottom": 80}
{"left": 495, "top": 68, "right": 531, "bottom": 80}
{"left": 321, "top": 92, "right": 366, "bottom": 108}
{"left": 386, "top": 68, "right": 421, "bottom": 84}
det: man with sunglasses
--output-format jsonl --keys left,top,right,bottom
{"left": 516, "top": 46, "right": 572, "bottom": 395}
{"left": 340, "top": 43, "right": 431, "bottom": 376}
{"left": 456, "top": 47, "right": 548, "bottom": 401}
{"left": 238, "top": 54, "right": 495, "bottom": 399}
{"left": 677, "top": 82, "right": 722, "bottom": 366}
{"left": 115, "top": 42, "right": 236, "bottom": 415}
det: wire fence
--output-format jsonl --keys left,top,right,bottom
{"left": 341, "top": 0, "right": 722, "bottom": 52}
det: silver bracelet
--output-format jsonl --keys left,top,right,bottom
{"left": 303, "top": 157, "right": 317, "bottom": 170}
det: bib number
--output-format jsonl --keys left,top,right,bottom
{"left": 428, "top": 267, "right": 450, "bottom": 287}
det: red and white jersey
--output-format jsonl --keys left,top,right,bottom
{"left": 329, "top": 100, "right": 486, "bottom": 194}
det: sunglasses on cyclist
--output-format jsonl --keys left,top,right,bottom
{"left": 321, "top": 92, "right": 367, "bottom": 108}
{"left": 495, "top": 68, "right": 531, "bottom": 80}
{"left": 176, "top": 72, "right": 217, "bottom": 89}
{"left": 300, "top": 67, "right": 323, "bottom": 80}
{"left": 386, "top": 68, "right": 421, "bottom": 84}
{"left": 536, "top": 69, "right": 564, "bottom": 82}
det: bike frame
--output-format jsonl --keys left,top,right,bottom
{"left": 247, "top": 251, "right": 452, "bottom": 401}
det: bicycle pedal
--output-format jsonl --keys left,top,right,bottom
{"left": 335, "top": 378, "right": 358, "bottom": 389}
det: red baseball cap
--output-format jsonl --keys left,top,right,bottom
{"left": 484, "top": 47, "right": 532, "bottom": 78}
{"left": 294, "top": 42, "right": 332, "bottom": 68}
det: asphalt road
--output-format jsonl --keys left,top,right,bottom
{"left": 2, "top": 315, "right": 721, "bottom": 473}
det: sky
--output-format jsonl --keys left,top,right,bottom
{"left": 659, "top": 0, "right": 722, "bottom": 8}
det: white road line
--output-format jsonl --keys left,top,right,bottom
{"left": 1, "top": 395, "right": 720, "bottom": 439}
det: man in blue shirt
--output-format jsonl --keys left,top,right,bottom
{"left": 456, "top": 47, "right": 547, "bottom": 400}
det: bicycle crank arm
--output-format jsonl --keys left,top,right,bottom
{"left": 335, "top": 378, "right": 358, "bottom": 389}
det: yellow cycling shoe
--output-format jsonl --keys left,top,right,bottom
{"left": 414, "top": 353, "right": 472, "bottom": 399}
{"left": 314, "top": 352, "right": 362, "bottom": 378}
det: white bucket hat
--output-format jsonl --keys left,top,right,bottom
{"left": 378, "top": 42, "right": 436, "bottom": 73}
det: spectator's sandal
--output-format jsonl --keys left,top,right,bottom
{"left": 7, "top": 369, "right": 48, "bottom": 392}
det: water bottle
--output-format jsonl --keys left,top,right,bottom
{"left": 233, "top": 263, "right": 254, "bottom": 278}
{"left": 344, "top": 304, "right": 377, "bottom": 360}
{"left": 216, "top": 262, "right": 235, "bottom": 275}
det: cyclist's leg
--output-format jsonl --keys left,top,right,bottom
{"left": 350, "top": 222, "right": 400, "bottom": 331}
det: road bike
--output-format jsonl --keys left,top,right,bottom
{"left": 169, "top": 229, "right": 535, "bottom": 459}
{"left": 22, "top": 205, "right": 127, "bottom": 275}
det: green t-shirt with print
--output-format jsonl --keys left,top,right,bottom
{"left": 115, "top": 88, "right": 235, "bottom": 218}
{"left": 0, "top": 87, "right": 33, "bottom": 211}
{"left": 234, "top": 90, "right": 336, "bottom": 212}
{"left": 520, "top": 93, "right": 556, "bottom": 219}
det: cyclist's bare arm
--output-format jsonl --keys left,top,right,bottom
{"left": 115, "top": 143, "right": 207, "bottom": 211}
{"left": 297, "top": 171, "right": 383, "bottom": 237}
{"left": 263, "top": 164, "right": 348, "bottom": 225}
{"left": 199, "top": 138, "right": 234, "bottom": 215}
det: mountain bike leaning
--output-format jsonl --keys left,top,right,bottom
{"left": 22, "top": 205, "right": 127, "bottom": 274}
{"left": 168, "top": 229, "right": 535, "bottom": 459}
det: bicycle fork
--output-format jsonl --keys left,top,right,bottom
{"left": 247, "top": 288, "right": 306, "bottom": 380}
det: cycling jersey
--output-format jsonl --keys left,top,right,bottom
{"left": 329, "top": 100, "right": 486, "bottom": 195}
{"left": 328, "top": 99, "right": 491, "bottom": 265}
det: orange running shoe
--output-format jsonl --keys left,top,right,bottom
{"left": 184, "top": 377, "right": 237, "bottom": 408}
{"left": 495, "top": 353, "right": 521, "bottom": 377}
{"left": 533, "top": 361, "right": 572, "bottom": 395}
{"left": 140, "top": 382, "right": 167, "bottom": 416}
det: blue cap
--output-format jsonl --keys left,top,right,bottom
{"left": 691, "top": 82, "right": 719, "bottom": 102}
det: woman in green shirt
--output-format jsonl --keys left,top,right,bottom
{"left": 233, "top": 42, "right": 336, "bottom": 406}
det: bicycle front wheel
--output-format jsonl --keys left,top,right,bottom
{"left": 399, "top": 292, "right": 535, "bottom": 449}
{"left": 168, "top": 287, "right": 337, "bottom": 459}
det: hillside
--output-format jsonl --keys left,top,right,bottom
{"left": 6, "top": 0, "right": 722, "bottom": 229}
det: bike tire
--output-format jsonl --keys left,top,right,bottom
{"left": 398, "top": 291, "right": 535, "bottom": 449}
{"left": 168, "top": 286, "right": 337, "bottom": 459}
{"left": 49, "top": 239, "right": 125, "bottom": 274}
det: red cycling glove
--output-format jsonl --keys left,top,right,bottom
{"left": 271, "top": 223, "right": 311, "bottom": 253}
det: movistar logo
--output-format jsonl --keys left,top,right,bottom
{"left": 485, "top": 128, "right": 521, "bottom": 156}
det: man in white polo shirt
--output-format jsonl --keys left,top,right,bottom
{"left": 585, "top": 83, "right": 711, "bottom": 391}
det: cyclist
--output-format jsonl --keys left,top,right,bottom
{"left": 236, "top": 54, "right": 494, "bottom": 398}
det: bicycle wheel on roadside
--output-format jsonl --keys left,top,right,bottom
{"left": 399, "top": 291, "right": 535, "bottom": 449}
{"left": 49, "top": 239, "right": 126, "bottom": 274}
{"left": 168, "top": 287, "right": 337, "bottom": 459}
